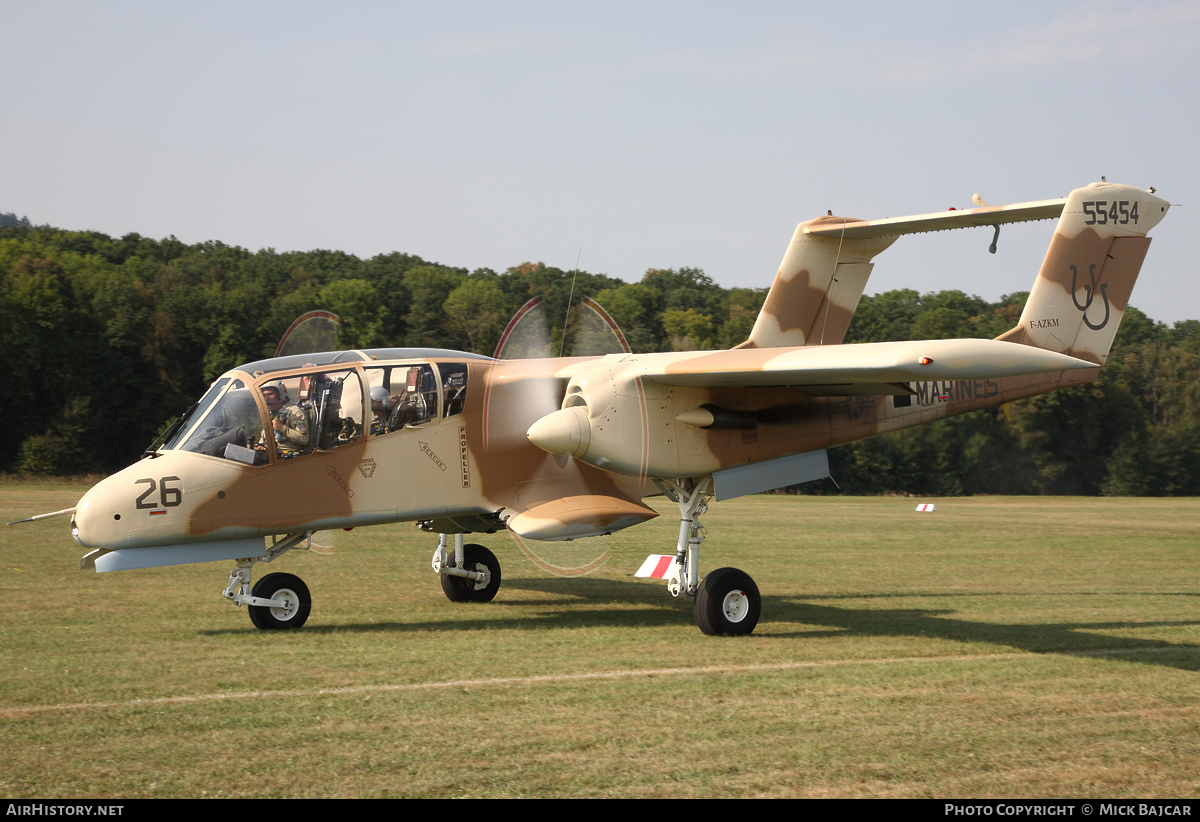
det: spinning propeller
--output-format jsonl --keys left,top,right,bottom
{"left": 486, "top": 295, "right": 641, "bottom": 573}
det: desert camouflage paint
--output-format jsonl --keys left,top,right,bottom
{"left": 70, "top": 182, "right": 1169, "bottom": 565}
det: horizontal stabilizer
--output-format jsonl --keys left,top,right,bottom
{"left": 639, "top": 338, "right": 1098, "bottom": 392}
{"left": 806, "top": 198, "right": 1066, "bottom": 240}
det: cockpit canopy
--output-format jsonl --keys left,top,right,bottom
{"left": 158, "top": 350, "right": 475, "bottom": 466}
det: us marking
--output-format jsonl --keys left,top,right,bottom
{"left": 830, "top": 395, "right": 877, "bottom": 420}
{"left": 1070, "top": 263, "right": 1110, "bottom": 331}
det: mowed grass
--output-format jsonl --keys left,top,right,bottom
{"left": 1, "top": 480, "right": 1199, "bottom": 798}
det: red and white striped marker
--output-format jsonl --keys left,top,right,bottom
{"left": 635, "top": 555, "right": 676, "bottom": 579}
{"left": 915, "top": 503, "right": 937, "bottom": 512}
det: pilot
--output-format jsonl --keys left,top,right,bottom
{"left": 261, "top": 382, "right": 310, "bottom": 456}
{"left": 370, "top": 386, "right": 396, "bottom": 435}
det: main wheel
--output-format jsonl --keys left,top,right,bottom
{"left": 694, "top": 567, "right": 760, "bottom": 636}
{"left": 440, "top": 543, "right": 502, "bottom": 603}
{"left": 248, "top": 572, "right": 312, "bottom": 630}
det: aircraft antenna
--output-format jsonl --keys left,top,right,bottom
{"left": 559, "top": 248, "right": 582, "bottom": 357}
{"left": 819, "top": 219, "right": 849, "bottom": 345}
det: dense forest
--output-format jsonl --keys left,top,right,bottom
{"left": 2, "top": 214, "right": 1198, "bottom": 495}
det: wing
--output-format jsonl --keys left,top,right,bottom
{"left": 635, "top": 339, "right": 1098, "bottom": 396}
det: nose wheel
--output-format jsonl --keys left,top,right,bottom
{"left": 247, "top": 572, "right": 312, "bottom": 629}
{"left": 222, "top": 535, "right": 314, "bottom": 629}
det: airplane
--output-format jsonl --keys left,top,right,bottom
{"left": 9, "top": 180, "right": 1171, "bottom": 635}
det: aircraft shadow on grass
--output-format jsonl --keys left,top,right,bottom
{"left": 204, "top": 576, "right": 1200, "bottom": 671}
{"left": 763, "top": 600, "right": 1200, "bottom": 673}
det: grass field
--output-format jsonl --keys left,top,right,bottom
{"left": 2, "top": 480, "right": 1198, "bottom": 798}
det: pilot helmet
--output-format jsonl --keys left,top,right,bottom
{"left": 370, "top": 386, "right": 395, "bottom": 414}
{"left": 262, "top": 380, "right": 290, "bottom": 405}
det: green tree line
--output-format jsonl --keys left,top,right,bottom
{"left": 2, "top": 222, "right": 1198, "bottom": 495}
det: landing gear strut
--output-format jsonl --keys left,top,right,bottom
{"left": 656, "top": 477, "right": 762, "bottom": 636}
{"left": 432, "top": 533, "right": 502, "bottom": 603}
{"left": 223, "top": 532, "right": 313, "bottom": 630}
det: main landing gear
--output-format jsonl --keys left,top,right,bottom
{"left": 427, "top": 479, "right": 761, "bottom": 636}
{"left": 432, "top": 533, "right": 502, "bottom": 602}
{"left": 224, "top": 532, "right": 313, "bottom": 630}
{"left": 657, "top": 477, "right": 762, "bottom": 636}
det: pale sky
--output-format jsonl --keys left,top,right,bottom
{"left": 3, "top": 1, "right": 1197, "bottom": 323}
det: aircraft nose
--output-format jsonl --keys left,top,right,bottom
{"left": 71, "top": 485, "right": 104, "bottom": 548}
{"left": 71, "top": 477, "right": 134, "bottom": 549}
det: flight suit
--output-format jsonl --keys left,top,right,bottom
{"left": 271, "top": 403, "right": 312, "bottom": 456}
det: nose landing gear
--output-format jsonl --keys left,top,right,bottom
{"left": 224, "top": 532, "right": 313, "bottom": 630}
{"left": 247, "top": 572, "right": 312, "bottom": 629}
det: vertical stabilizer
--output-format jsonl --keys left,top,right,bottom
{"left": 996, "top": 182, "right": 1169, "bottom": 364}
{"left": 744, "top": 216, "right": 897, "bottom": 348}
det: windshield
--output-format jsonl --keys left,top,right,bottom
{"left": 162, "top": 377, "right": 230, "bottom": 452}
{"left": 173, "top": 378, "right": 266, "bottom": 464}
{"left": 165, "top": 366, "right": 368, "bottom": 465}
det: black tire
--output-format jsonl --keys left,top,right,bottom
{"left": 248, "top": 572, "right": 312, "bottom": 630}
{"left": 440, "top": 543, "right": 502, "bottom": 603}
{"left": 694, "top": 567, "right": 760, "bottom": 636}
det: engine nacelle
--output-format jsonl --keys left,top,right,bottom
{"left": 526, "top": 357, "right": 683, "bottom": 478}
